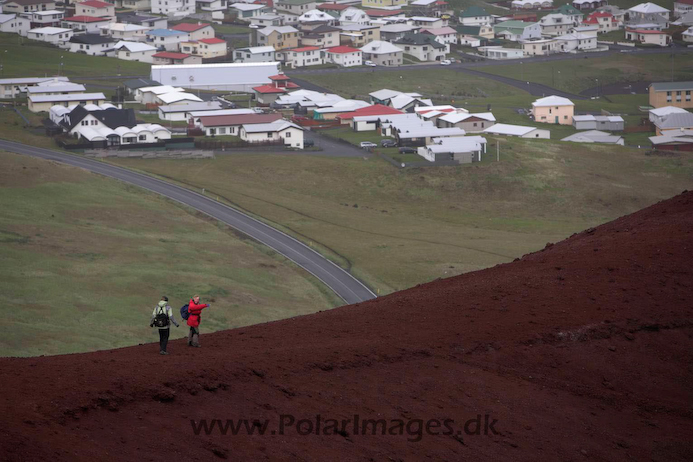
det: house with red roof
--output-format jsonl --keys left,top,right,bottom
{"left": 253, "top": 74, "right": 301, "bottom": 105}
{"left": 180, "top": 37, "right": 227, "bottom": 58}
{"left": 582, "top": 11, "right": 620, "bottom": 33}
{"left": 61, "top": 15, "right": 111, "bottom": 34}
{"left": 337, "top": 104, "right": 404, "bottom": 130}
{"left": 75, "top": 1, "right": 115, "bottom": 20}
{"left": 152, "top": 51, "right": 202, "bottom": 65}
{"left": 325, "top": 45, "right": 362, "bottom": 67}
{"left": 171, "top": 22, "right": 215, "bottom": 41}
{"left": 276, "top": 46, "right": 325, "bottom": 68}
{"left": 625, "top": 27, "right": 671, "bottom": 46}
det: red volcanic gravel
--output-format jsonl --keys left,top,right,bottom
{"left": 1, "top": 191, "right": 692, "bottom": 461}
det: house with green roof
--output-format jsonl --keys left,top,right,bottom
{"left": 554, "top": 4, "right": 583, "bottom": 24}
{"left": 493, "top": 20, "right": 542, "bottom": 41}
{"left": 275, "top": 0, "right": 318, "bottom": 15}
{"left": 459, "top": 6, "right": 492, "bottom": 26}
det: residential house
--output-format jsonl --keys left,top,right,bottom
{"left": 240, "top": 120, "right": 305, "bottom": 148}
{"left": 572, "top": 114, "right": 625, "bottom": 130}
{"left": 394, "top": 33, "right": 448, "bottom": 62}
{"left": 2, "top": 0, "right": 55, "bottom": 14}
{"left": 100, "top": 23, "right": 151, "bottom": 41}
{"left": 410, "top": 17, "right": 447, "bottom": 29}
{"left": 152, "top": 51, "right": 202, "bottom": 64}
{"left": 379, "top": 114, "right": 465, "bottom": 146}
{"left": 198, "top": 112, "right": 283, "bottom": 135}
{"left": 493, "top": 20, "right": 542, "bottom": 41}
{"left": 340, "top": 7, "right": 370, "bottom": 25}
{"left": 0, "top": 76, "right": 69, "bottom": 98}
{"left": 539, "top": 13, "right": 577, "bottom": 35}
{"left": 420, "top": 26, "right": 458, "bottom": 45}
{"left": 68, "top": 34, "right": 115, "bottom": 55}
{"left": 683, "top": 26, "right": 693, "bottom": 42}
{"left": 582, "top": 11, "right": 620, "bottom": 33}
{"left": 595, "top": 5, "right": 625, "bottom": 22}
{"left": 459, "top": 6, "right": 491, "bottom": 26}
{"left": 253, "top": 73, "right": 300, "bottom": 105}
{"left": 483, "top": 123, "right": 550, "bottom": 138}
{"left": 113, "top": 40, "right": 157, "bottom": 62}
{"left": 75, "top": 1, "right": 116, "bottom": 20}
{"left": 28, "top": 92, "right": 107, "bottom": 112}
{"left": 249, "top": 13, "right": 285, "bottom": 28}
{"left": 298, "top": 8, "right": 335, "bottom": 27}
{"left": 555, "top": 31, "right": 597, "bottom": 51}
{"left": 151, "top": 0, "right": 195, "bottom": 15}
{"left": 155, "top": 91, "right": 203, "bottom": 105}
{"left": 299, "top": 24, "right": 340, "bottom": 47}
{"left": 361, "top": 0, "right": 406, "bottom": 8}
{"left": 674, "top": 11, "right": 693, "bottom": 25}
{"left": 531, "top": 95, "right": 574, "bottom": 125}
{"left": 360, "top": 40, "right": 403, "bottom": 66}
{"left": 419, "top": 136, "right": 488, "bottom": 163}
{"left": 27, "top": 26, "right": 73, "bottom": 44}
{"left": 437, "top": 112, "right": 496, "bottom": 132}
{"left": 123, "top": 78, "right": 160, "bottom": 95}
{"left": 312, "top": 99, "right": 371, "bottom": 120}
{"left": 571, "top": 0, "right": 605, "bottom": 10}
{"left": 675, "top": 0, "right": 693, "bottom": 15}
{"left": 570, "top": 24, "right": 599, "bottom": 37}
{"left": 369, "top": 88, "right": 424, "bottom": 106}
{"left": 157, "top": 101, "right": 222, "bottom": 121}
{"left": 316, "top": 3, "right": 349, "bottom": 13}
{"left": 379, "top": 24, "right": 421, "bottom": 42}
{"left": 136, "top": 84, "right": 184, "bottom": 103}
{"left": 625, "top": 27, "right": 671, "bottom": 45}
{"left": 27, "top": 81, "right": 86, "bottom": 96}
{"left": 521, "top": 38, "right": 559, "bottom": 56}
{"left": 408, "top": 0, "right": 449, "bottom": 17}
{"left": 325, "top": 45, "right": 362, "bottom": 66}
{"left": 652, "top": 111, "right": 693, "bottom": 135}
{"left": 195, "top": 0, "right": 227, "bottom": 11}
{"left": 112, "top": 0, "right": 151, "bottom": 10}
{"left": 233, "top": 45, "right": 277, "bottom": 62}
{"left": 338, "top": 24, "right": 380, "bottom": 47}
{"left": 27, "top": 10, "right": 64, "bottom": 28}
{"left": 231, "top": 3, "right": 271, "bottom": 20}
{"left": 275, "top": 0, "right": 318, "bottom": 15}
{"left": 62, "top": 16, "right": 112, "bottom": 34}
{"left": 0, "top": 13, "right": 31, "bottom": 36}
{"left": 457, "top": 23, "right": 494, "bottom": 39}
{"left": 628, "top": 3, "right": 670, "bottom": 21}
{"left": 255, "top": 25, "right": 300, "bottom": 50}
{"left": 180, "top": 37, "right": 227, "bottom": 58}
{"left": 554, "top": 4, "right": 583, "bottom": 24}
{"left": 146, "top": 29, "right": 189, "bottom": 51}
{"left": 337, "top": 104, "right": 403, "bottom": 129}
{"left": 171, "top": 23, "right": 214, "bottom": 41}
{"left": 649, "top": 82, "right": 693, "bottom": 109}
{"left": 562, "top": 130, "right": 624, "bottom": 144}
{"left": 649, "top": 129, "right": 693, "bottom": 151}
{"left": 480, "top": 46, "right": 525, "bottom": 59}
{"left": 513, "top": 0, "right": 555, "bottom": 8}
{"left": 277, "top": 46, "right": 325, "bottom": 68}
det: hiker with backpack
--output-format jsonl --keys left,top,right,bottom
{"left": 182, "top": 295, "right": 209, "bottom": 348}
{"left": 150, "top": 296, "right": 179, "bottom": 355}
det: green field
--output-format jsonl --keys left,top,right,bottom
{"left": 108, "top": 142, "right": 693, "bottom": 296}
{"left": 0, "top": 151, "right": 339, "bottom": 357}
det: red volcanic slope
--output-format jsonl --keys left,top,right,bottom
{"left": 1, "top": 192, "right": 693, "bottom": 461}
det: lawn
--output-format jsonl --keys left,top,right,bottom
{"left": 480, "top": 53, "right": 693, "bottom": 94}
{"left": 108, "top": 143, "right": 693, "bottom": 296}
{"left": 0, "top": 151, "right": 339, "bottom": 357}
{"left": 0, "top": 32, "right": 149, "bottom": 83}
{"left": 0, "top": 106, "right": 58, "bottom": 149}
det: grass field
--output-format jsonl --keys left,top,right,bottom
{"left": 480, "top": 53, "right": 693, "bottom": 94}
{"left": 0, "top": 151, "right": 339, "bottom": 357}
{"left": 108, "top": 142, "right": 693, "bottom": 296}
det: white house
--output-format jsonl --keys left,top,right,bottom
{"left": 418, "top": 136, "right": 488, "bottom": 163}
{"left": 675, "top": 0, "right": 693, "bottom": 15}
{"left": 146, "top": 29, "right": 189, "bottom": 51}
{"left": 171, "top": 22, "right": 215, "bottom": 41}
{"left": 62, "top": 16, "right": 112, "bottom": 34}
{"left": 230, "top": 3, "right": 269, "bottom": 20}
{"left": 196, "top": 0, "right": 227, "bottom": 11}
{"left": 114, "top": 41, "right": 157, "bottom": 62}
{"left": 539, "top": 13, "right": 577, "bottom": 36}
{"left": 420, "top": 27, "right": 458, "bottom": 45}
{"left": 325, "top": 45, "right": 362, "bottom": 67}
{"left": 27, "top": 10, "right": 64, "bottom": 27}
{"left": 360, "top": 40, "right": 403, "bottom": 67}
{"left": 233, "top": 45, "right": 277, "bottom": 62}
{"left": 0, "top": 13, "right": 30, "bottom": 36}
{"left": 410, "top": 17, "right": 447, "bottom": 29}
{"left": 394, "top": 33, "right": 448, "bottom": 62}
{"left": 479, "top": 46, "right": 524, "bottom": 60}
{"left": 157, "top": 101, "right": 222, "bottom": 121}
{"left": 278, "top": 46, "right": 324, "bottom": 68}
{"left": 459, "top": 6, "right": 492, "bottom": 26}
{"left": 151, "top": 0, "right": 196, "bottom": 16}
{"left": 0, "top": 76, "right": 70, "bottom": 99}
{"left": 27, "top": 81, "right": 86, "bottom": 96}
{"left": 100, "top": 23, "right": 151, "bottom": 41}
{"left": 339, "top": 8, "right": 370, "bottom": 25}
{"left": 136, "top": 84, "right": 185, "bottom": 103}
{"left": 555, "top": 32, "right": 597, "bottom": 52}
{"left": 483, "top": 123, "right": 550, "bottom": 139}
{"left": 628, "top": 3, "right": 670, "bottom": 21}
{"left": 28, "top": 92, "right": 107, "bottom": 112}
{"left": 493, "top": 21, "right": 542, "bottom": 41}
{"left": 683, "top": 26, "right": 693, "bottom": 42}
{"left": 239, "top": 120, "right": 305, "bottom": 149}
{"left": 75, "top": 1, "right": 116, "bottom": 20}
{"left": 27, "top": 27, "right": 73, "bottom": 45}
{"left": 68, "top": 34, "right": 115, "bottom": 55}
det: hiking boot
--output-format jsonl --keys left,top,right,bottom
{"left": 191, "top": 344, "right": 201, "bottom": 348}
{"left": 187, "top": 342, "right": 193, "bottom": 347}
{"left": 160, "top": 350, "right": 169, "bottom": 355}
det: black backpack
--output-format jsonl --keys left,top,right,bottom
{"left": 154, "top": 305, "right": 169, "bottom": 328}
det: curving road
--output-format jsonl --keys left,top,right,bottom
{"left": 0, "top": 139, "right": 376, "bottom": 305}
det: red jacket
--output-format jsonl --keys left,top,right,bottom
{"left": 187, "top": 299, "right": 208, "bottom": 327}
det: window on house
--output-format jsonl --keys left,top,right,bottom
{"left": 139, "top": 134, "right": 146, "bottom": 141}
{"left": 267, "top": 132, "right": 272, "bottom": 138}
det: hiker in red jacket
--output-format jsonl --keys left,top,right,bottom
{"left": 187, "top": 294, "right": 209, "bottom": 348}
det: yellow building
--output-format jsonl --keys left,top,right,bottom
{"left": 648, "top": 82, "right": 693, "bottom": 109}
{"left": 531, "top": 95, "right": 574, "bottom": 125}
{"left": 256, "top": 25, "right": 299, "bottom": 51}
{"left": 361, "top": 0, "right": 407, "bottom": 8}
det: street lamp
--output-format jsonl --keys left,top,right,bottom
{"left": 59, "top": 55, "right": 64, "bottom": 76}
{"left": 0, "top": 50, "right": 7, "bottom": 77}
{"left": 595, "top": 78, "right": 599, "bottom": 97}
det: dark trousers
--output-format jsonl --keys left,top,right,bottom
{"left": 158, "top": 328, "right": 170, "bottom": 352}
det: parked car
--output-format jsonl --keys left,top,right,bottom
{"left": 380, "top": 139, "right": 396, "bottom": 147}
{"left": 360, "top": 141, "right": 377, "bottom": 149}
{"left": 304, "top": 139, "right": 315, "bottom": 148}
{"left": 448, "top": 57, "right": 457, "bottom": 63}
{"left": 398, "top": 147, "right": 416, "bottom": 154}
{"left": 440, "top": 59, "right": 451, "bottom": 66}
{"left": 364, "top": 60, "right": 377, "bottom": 67}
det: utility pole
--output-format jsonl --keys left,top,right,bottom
{"left": 497, "top": 140, "right": 499, "bottom": 162}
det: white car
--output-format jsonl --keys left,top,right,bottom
{"left": 440, "top": 59, "right": 451, "bottom": 66}
{"left": 364, "top": 60, "right": 377, "bottom": 67}
{"left": 360, "top": 141, "right": 377, "bottom": 149}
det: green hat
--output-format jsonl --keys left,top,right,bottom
{"left": 158, "top": 300, "right": 167, "bottom": 308}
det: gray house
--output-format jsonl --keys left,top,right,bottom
{"left": 572, "top": 114, "right": 624, "bottom": 131}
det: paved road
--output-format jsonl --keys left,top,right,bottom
{"left": 0, "top": 139, "right": 376, "bottom": 305}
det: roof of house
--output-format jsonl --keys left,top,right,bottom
{"left": 138, "top": 85, "right": 184, "bottom": 94}
{"left": 78, "top": 0, "right": 114, "bottom": 7}
{"left": 532, "top": 95, "right": 574, "bottom": 107}
{"left": 427, "top": 136, "right": 487, "bottom": 154}
{"left": 289, "top": 46, "right": 322, "bottom": 52}
{"left": 439, "top": 111, "right": 496, "bottom": 124}
{"left": 0, "top": 77, "right": 69, "bottom": 85}
{"left": 338, "top": 104, "right": 403, "bottom": 120}
{"left": 420, "top": 26, "right": 457, "bottom": 36}
{"left": 562, "top": 130, "right": 623, "bottom": 143}
{"left": 277, "top": 0, "right": 316, "bottom": 4}
{"left": 572, "top": 114, "right": 624, "bottom": 123}
{"left": 654, "top": 112, "right": 693, "bottom": 129}
{"left": 28, "top": 27, "right": 73, "bottom": 34}
{"left": 360, "top": 40, "right": 402, "bottom": 54}
{"left": 200, "top": 113, "right": 282, "bottom": 127}
{"left": 628, "top": 2, "right": 669, "bottom": 13}
{"left": 5, "top": 0, "right": 55, "bottom": 5}
{"left": 370, "top": 88, "right": 421, "bottom": 101}
{"left": 231, "top": 2, "right": 267, "bottom": 10}
{"left": 157, "top": 92, "right": 203, "bottom": 104}
{"left": 457, "top": 25, "right": 481, "bottom": 35}
{"left": 394, "top": 32, "right": 446, "bottom": 48}
{"left": 199, "top": 37, "right": 225, "bottom": 44}
{"left": 63, "top": 15, "right": 109, "bottom": 22}
{"left": 676, "top": 0, "right": 693, "bottom": 5}
{"left": 365, "top": 9, "right": 402, "bottom": 17}
{"left": 69, "top": 33, "right": 115, "bottom": 44}
{"left": 158, "top": 101, "right": 222, "bottom": 113}
{"left": 650, "top": 81, "right": 693, "bottom": 91}
{"left": 555, "top": 4, "right": 582, "bottom": 15}
{"left": 148, "top": 28, "right": 187, "bottom": 37}
{"left": 257, "top": 25, "right": 298, "bottom": 35}
{"left": 299, "top": 9, "right": 332, "bottom": 21}
{"left": 253, "top": 84, "right": 289, "bottom": 94}
{"left": 101, "top": 23, "right": 150, "bottom": 32}
{"left": 380, "top": 24, "right": 420, "bottom": 33}
{"left": 27, "top": 83, "right": 86, "bottom": 94}
{"left": 627, "top": 28, "right": 668, "bottom": 34}
{"left": 123, "top": 78, "right": 160, "bottom": 89}
{"left": 483, "top": 123, "right": 539, "bottom": 136}
{"left": 153, "top": 52, "right": 192, "bottom": 59}
{"left": 317, "top": 3, "right": 349, "bottom": 11}
{"left": 113, "top": 40, "right": 156, "bottom": 52}
{"left": 115, "top": 13, "right": 161, "bottom": 24}
{"left": 326, "top": 45, "right": 361, "bottom": 53}
{"left": 242, "top": 120, "right": 303, "bottom": 133}
{"left": 460, "top": 6, "right": 489, "bottom": 17}
{"left": 62, "top": 104, "right": 136, "bottom": 130}
{"left": 236, "top": 45, "right": 276, "bottom": 53}
{"left": 171, "top": 23, "right": 212, "bottom": 32}
{"left": 29, "top": 92, "right": 106, "bottom": 103}
{"left": 649, "top": 106, "right": 689, "bottom": 116}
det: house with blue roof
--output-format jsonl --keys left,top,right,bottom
{"left": 146, "top": 28, "right": 189, "bottom": 51}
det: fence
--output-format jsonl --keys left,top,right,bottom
{"left": 193, "top": 138, "right": 284, "bottom": 150}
